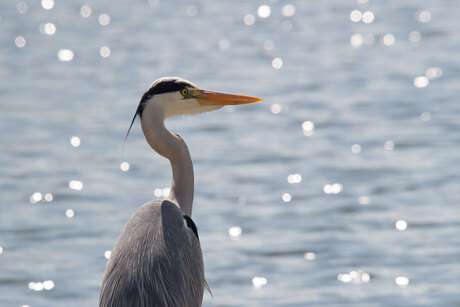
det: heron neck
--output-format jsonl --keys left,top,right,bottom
{"left": 141, "top": 110, "right": 194, "bottom": 217}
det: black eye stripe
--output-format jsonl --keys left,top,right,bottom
{"left": 183, "top": 215, "right": 199, "bottom": 241}
{"left": 144, "top": 78, "right": 194, "bottom": 101}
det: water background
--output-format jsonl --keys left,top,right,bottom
{"left": 1, "top": 0, "right": 460, "bottom": 306}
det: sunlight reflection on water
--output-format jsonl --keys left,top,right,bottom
{"left": 2, "top": 0, "right": 460, "bottom": 306}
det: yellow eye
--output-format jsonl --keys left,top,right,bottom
{"left": 181, "top": 89, "right": 188, "bottom": 96}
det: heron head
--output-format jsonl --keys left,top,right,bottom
{"left": 140, "top": 77, "right": 262, "bottom": 117}
{"left": 125, "top": 77, "right": 262, "bottom": 142}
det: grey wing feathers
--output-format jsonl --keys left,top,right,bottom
{"left": 100, "top": 200, "right": 205, "bottom": 307}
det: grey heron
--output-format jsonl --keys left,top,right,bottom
{"left": 100, "top": 77, "right": 262, "bottom": 307}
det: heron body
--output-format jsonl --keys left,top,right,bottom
{"left": 100, "top": 199, "right": 204, "bottom": 306}
{"left": 100, "top": 77, "right": 261, "bottom": 306}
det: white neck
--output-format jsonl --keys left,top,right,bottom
{"left": 140, "top": 99, "right": 194, "bottom": 216}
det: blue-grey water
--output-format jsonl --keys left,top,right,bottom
{"left": 1, "top": 0, "right": 460, "bottom": 306}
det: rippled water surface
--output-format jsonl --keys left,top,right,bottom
{"left": 2, "top": 0, "right": 460, "bottom": 306}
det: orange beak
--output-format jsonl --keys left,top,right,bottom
{"left": 194, "top": 89, "right": 263, "bottom": 106}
